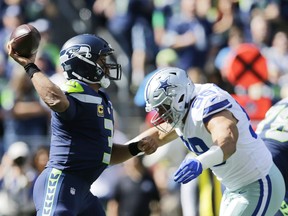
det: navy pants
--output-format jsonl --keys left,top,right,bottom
{"left": 33, "top": 168, "right": 105, "bottom": 216}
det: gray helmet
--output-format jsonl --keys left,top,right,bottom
{"left": 145, "top": 67, "right": 195, "bottom": 132}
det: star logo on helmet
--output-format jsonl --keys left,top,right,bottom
{"left": 158, "top": 78, "right": 175, "bottom": 93}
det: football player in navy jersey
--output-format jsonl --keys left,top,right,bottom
{"left": 256, "top": 98, "right": 288, "bottom": 216}
{"left": 134, "top": 67, "right": 285, "bottom": 216}
{"left": 7, "top": 34, "right": 157, "bottom": 216}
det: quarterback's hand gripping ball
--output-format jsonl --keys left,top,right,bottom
{"left": 10, "top": 24, "right": 41, "bottom": 58}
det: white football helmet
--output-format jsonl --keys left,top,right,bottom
{"left": 145, "top": 67, "right": 195, "bottom": 132}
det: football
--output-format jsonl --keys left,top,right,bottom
{"left": 10, "top": 24, "right": 41, "bottom": 58}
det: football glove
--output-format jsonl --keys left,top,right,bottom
{"left": 174, "top": 158, "right": 203, "bottom": 184}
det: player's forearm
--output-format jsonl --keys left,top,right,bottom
{"left": 196, "top": 128, "right": 237, "bottom": 170}
{"left": 31, "top": 72, "right": 69, "bottom": 112}
{"left": 210, "top": 122, "right": 238, "bottom": 161}
{"left": 129, "top": 123, "right": 178, "bottom": 147}
{"left": 110, "top": 136, "right": 159, "bottom": 164}
{"left": 110, "top": 143, "right": 134, "bottom": 165}
{"left": 216, "top": 134, "right": 237, "bottom": 161}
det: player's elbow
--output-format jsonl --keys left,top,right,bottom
{"left": 45, "top": 96, "right": 69, "bottom": 112}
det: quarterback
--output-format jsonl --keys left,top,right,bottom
{"left": 7, "top": 34, "right": 157, "bottom": 216}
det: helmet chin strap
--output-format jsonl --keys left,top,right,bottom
{"left": 99, "top": 76, "right": 110, "bottom": 88}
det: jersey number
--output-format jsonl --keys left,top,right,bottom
{"left": 103, "top": 118, "right": 113, "bottom": 164}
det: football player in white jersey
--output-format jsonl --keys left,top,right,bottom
{"left": 134, "top": 67, "right": 285, "bottom": 216}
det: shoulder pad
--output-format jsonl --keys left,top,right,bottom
{"left": 61, "top": 80, "right": 84, "bottom": 93}
{"left": 202, "top": 95, "right": 232, "bottom": 122}
{"left": 192, "top": 88, "right": 232, "bottom": 122}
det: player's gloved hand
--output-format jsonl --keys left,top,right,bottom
{"left": 174, "top": 158, "right": 203, "bottom": 184}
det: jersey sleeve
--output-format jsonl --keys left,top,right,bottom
{"left": 56, "top": 96, "right": 77, "bottom": 120}
{"left": 200, "top": 94, "right": 232, "bottom": 123}
{"left": 55, "top": 80, "right": 84, "bottom": 120}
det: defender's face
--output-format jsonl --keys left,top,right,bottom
{"left": 156, "top": 105, "right": 173, "bottom": 124}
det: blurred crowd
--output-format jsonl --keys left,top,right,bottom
{"left": 0, "top": 0, "right": 288, "bottom": 215}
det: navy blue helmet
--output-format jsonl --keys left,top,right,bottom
{"left": 60, "top": 34, "right": 122, "bottom": 88}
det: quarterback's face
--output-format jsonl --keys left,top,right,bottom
{"left": 97, "top": 56, "right": 110, "bottom": 76}
{"left": 97, "top": 55, "right": 121, "bottom": 80}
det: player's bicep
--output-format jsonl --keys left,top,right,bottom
{"left": 205, "top": 110, "right": 238, "bottom": 160}
{"left": 205, "top": 110, "right": 238, "bottom": 132}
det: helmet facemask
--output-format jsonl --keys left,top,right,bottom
{"left": 146, "top": 93, "right": 187, "bottom": 133}
{"left": 102, "top": 55, "right": 122, "bottom": 80}
{"left": 66, "top": 52, "right": 121, "bottom": 88}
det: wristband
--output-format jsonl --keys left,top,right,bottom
{"left": 24, "top": 63, "right": 40, "bottom": 78}
{"left": 196, "top": 145, "right": 224, "bottom": 170}
{"left": 128, "top": 142, "right": 142, "bottom": 156}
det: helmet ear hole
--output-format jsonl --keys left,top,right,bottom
{"left": 96, "top": 65, "right": 104, "bottom": 77}
{"left": 178, "top": 94, "right": 184, "bottom": 103}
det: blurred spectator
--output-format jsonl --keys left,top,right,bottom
{"left": 212, "top": 0, "right": 236, "bottom": 36}
{"left": 24, "top": 0, "right": 52, "bottom": 21}
{"left": 48, "top": 65, "right": 67, "bottom": 88}
{"left": 35, "top": 51, "right": 56, "bottom": 77}
{"left": 151, "top": 0, "right": 175, "bottom": 48}
{"left": 237, "top": 0, "right": 281, "bottom": 42}
{"left": 0, "top": 141, "right": 36, "bottom": 216}
{"left": 158, "top": 0, "right": 209, "bottom": 71}
{"left": 0, "top": 4, "right": 24, "bottom": 80}
{"left": 106, "top": 156, "right": 161, "bottom": 216}
{"left": 0, "top": 5, "right": 24, "bottom": 52}
{"left": 0, "top": 5, "right": 24, "bottom": 155}
{"left": 2, "top": 66, "right": 50, "bottom": 152}
{"left": 248, "top": 12, "right": 284, "bottom": 102}
{"left": 249, "top": 11, "right": 271, "bottom": 49}
{"left": 30, "top": 18, "right": 60, "bottom": 70}
{"left": 92, "top": 0, "right": 157, "bottom": 90}
{"left": 214, "top": 24, "right": 244, "bottom": 79}
{"left": 91, "top": 164, "right": 124, "bottom": 212}
{"left": 31, "top": 145, "right": 49, "bottom": 175}
{"left": 143, "top": 129, "right": 185, "bottom": 216}
{"left": 262, "top": 31, "right": 288, "bottom": 99}
{"left": 140, "top": 109, "right": 184, "bottom": 216}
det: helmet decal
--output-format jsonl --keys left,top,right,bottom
{"left": 60, "top": 44, "right": 92, "bottom": 63}
{"left": 157, "top": 78, "right": 176, "bottom": 94}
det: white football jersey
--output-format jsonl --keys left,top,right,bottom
{"left": 175, "top": 84, "right": 273, "bottom": 191}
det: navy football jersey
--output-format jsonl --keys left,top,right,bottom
{"left": 47, "top": 80, "right": 114, "bottom": 184}
{"left": 256, "top": 98, "right": 288, "bottom": 189}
